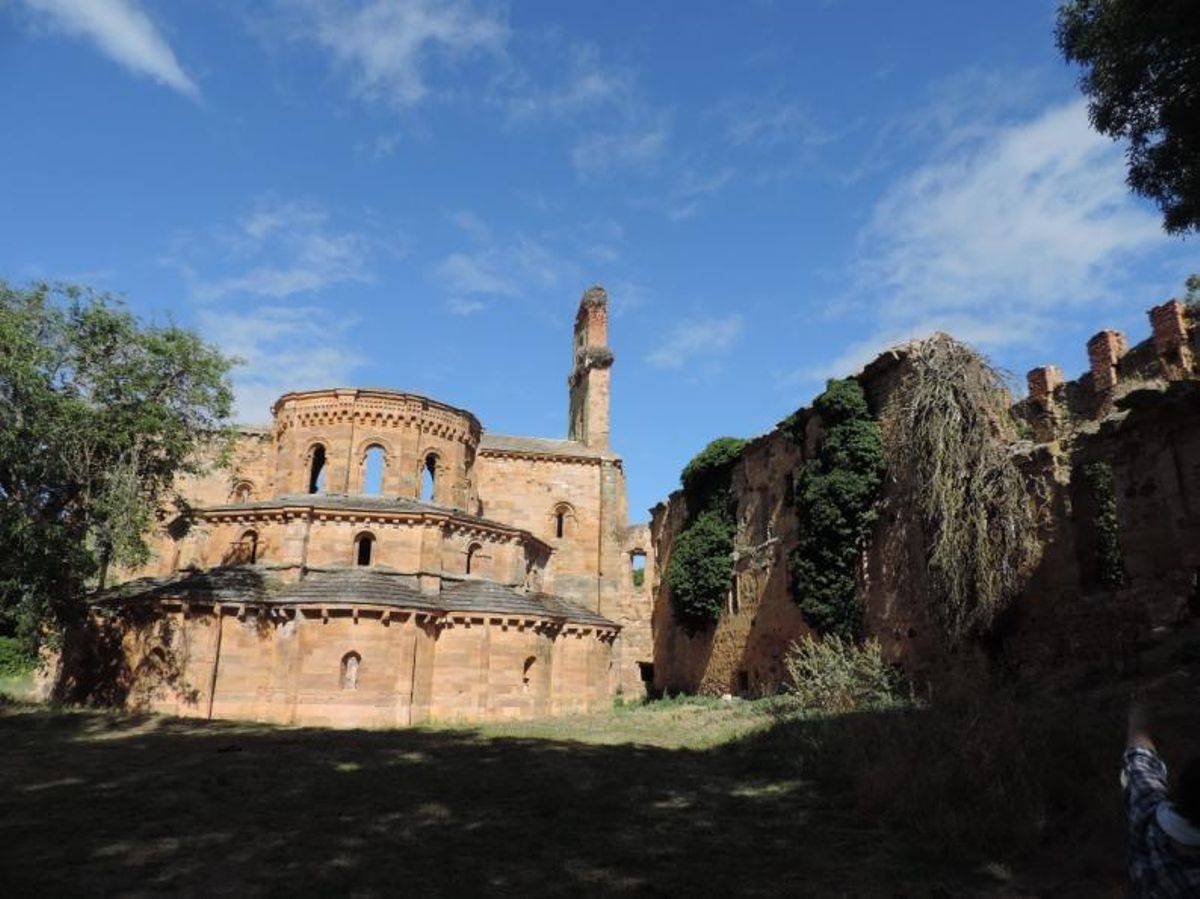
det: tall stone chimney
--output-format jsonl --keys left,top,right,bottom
{"left": 567, "top": 285, "right": 614, "bottom": 449}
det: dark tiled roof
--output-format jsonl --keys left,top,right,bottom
{"left": 205, "top": 493, "right": 523, "bottom": 532}
{"left": 479, "top": 433, "right": 616, "bottom": 460}
{"left": 440, "top": 579, "right": 616, "bottom": 627}
{"left": 98, "top": 567, "right": 282, "bottom": 604}
{"left": 273, "top": 569, "right": 440, "bottom": 610}
{"left": 99, "top": 567, "right": 616, "bottom": 628}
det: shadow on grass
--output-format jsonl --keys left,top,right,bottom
{"left": 0, "top": 700, "right": 1055, "bottom": 899}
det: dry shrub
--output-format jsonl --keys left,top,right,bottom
{"left": 769, "top": 689, "right": 1122, "bottom": 861}
{"left": 783, "top": 635, "right": 903, "bottom": 713}
{"left": 884, "top": 334, "right": 1039, "bottom": 645}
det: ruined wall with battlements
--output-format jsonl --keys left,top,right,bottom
{"left": 651, "top": 295, "right": 1200, "bottom": 695}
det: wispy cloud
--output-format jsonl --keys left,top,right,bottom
{"left": 647, "top": 315, "right": 744, "bottom": 369}
{"left": 444, "top": 297, "right": 485, "bottom": 316}
{"left": 810, "top": 96, "right": 1177, "bottom": 381}
{"left": 434, "top": 234, "right": 569, "bottom": 300}
{"left": 176, "top": 198, "right": 374, "bottom": 302}
{"left": 18, "top": 0, "right": 199, "bottom": 98}
{"left": 500, "top": 42, "right": 635, "bottom": 122}
{"left": 571, "top": 123, "right": 669, "bottom": 177}
{"left": 715, "top": 97, "right": 831, "bottom": 150}
{"left": 197, "top": 305, "right": 365, "bottom": 421}
{"left": 276, "top": 0, "right": 508, "bottom": 109}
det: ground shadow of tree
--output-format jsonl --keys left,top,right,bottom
{"left": 2, "top": 688, "right": 1165, "bottom": 899}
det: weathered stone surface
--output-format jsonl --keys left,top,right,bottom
{"left": 73, "top": 286, "right": 653, "bottom": 727}
{"left": 651, "top": 307, "right": 1200, "bottom": 695}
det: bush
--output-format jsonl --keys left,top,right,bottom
{"left": 788, "top": 379, "right": 885, "bottom": 640}
{"left": 0, "top": 636, "right": 35, "bottom": 677}
{"left": 782, "top": 635, "right": 903, "bottom": 713}
{"left": 666, "top": 509, "right": 735, "bottom": 627}
{"left": 680, "top": 437, "right": 746, "bottom": 506}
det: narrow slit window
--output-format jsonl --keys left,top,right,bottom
{"left": 308, "top": 445, "right": 327, "bottom": 494}
{"left": 341, "top": 652, "right": 360, "bottom": 690}
{"left": 355, "top": 533, "right": 374, "bottom": 566}
{"left": 421, "top": 455, "right": 437, "bottom": 502}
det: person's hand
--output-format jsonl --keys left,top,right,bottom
{"left": 1127, "top": 697, "right": 1155, "bottom": 751}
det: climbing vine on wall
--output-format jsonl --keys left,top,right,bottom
{"left": 1084, "top": 461, "right": 1126, "bottom": 589}
{"left": 884, "top": 334, "right": 1037, "bottom": 646}
{"left": 786, "top": 379, "right": 885, "bottom": 641}
{"left": 667, "top": 437, "right": 745, "bottom": 629}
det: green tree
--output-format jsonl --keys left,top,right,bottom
{"left": 1056, "top": 1, "right": 1200, "bottom": 234}
{"left": 0, "top": 282, "right": 234, "bottom": 651}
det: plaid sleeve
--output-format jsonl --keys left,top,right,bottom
{"left": 1123, "top": 746, "right": 1168, "bottom": 840}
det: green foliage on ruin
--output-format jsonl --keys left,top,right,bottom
{"left": 1083, "top": 462, "right": 1126, "bottom": 589}
{"left": 885, "top": 335, "right": 1037, "bottom": 645}
{"left": 787, "top": 379, "right": 885, "bottom": 641}
{"left": 0, "top": 281, "right": 235, "bottom": 653}
{"left": 666, "top": 437, "right": 745, "bottom": 629}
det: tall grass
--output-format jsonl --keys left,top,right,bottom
{"left": 761, "top": 686, "right": 1122, "bottom": 861}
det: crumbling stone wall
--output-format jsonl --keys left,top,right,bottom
{"left": 651, "top": 296, "right": 1200, "bottom": 694}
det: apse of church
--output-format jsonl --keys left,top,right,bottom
{"left": 80, "top": 287, "right": 654, "bottom": 727}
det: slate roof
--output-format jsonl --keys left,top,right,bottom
{"left": 97, "top": 567, "right": 616, "bottom": 628}
{"left": 478, "top": 433, "right": 616, "bottom": 460}
{"left": 440, "top": 579, "right": 615, "bottom": 627}
{"left": 204, "top": 493, "right": 528, "bottom": 534}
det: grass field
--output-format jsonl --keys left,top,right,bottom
{"left": 3, "top": 627, "right": 1196, "bottom": 898}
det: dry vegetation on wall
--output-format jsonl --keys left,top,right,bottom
{"left": 884, "top": 334, "right": 1039, "bottom": 645}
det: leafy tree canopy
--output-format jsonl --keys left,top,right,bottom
{"left": 1056, "top": 0, "right": 1200, "bottom": 233}
{"left": 0, "top": 282, "right": 234, "bottom": 650}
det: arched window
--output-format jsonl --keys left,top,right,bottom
{"left": 340, "top": 652, "right": 360, "bottom": 690}
{"left": 466, "top": 542, "right": 483, "bottom": 575}
{"left": 523, "top": 655, "right": 536, "bottom": 692}
{"left": 362, "top": 445, "right": 385, "bottom": 495}
{"left": 551, "top": 502, "right": 574, "bottom": 540}
{"left": 308, "top": 444, "right": 327, "bottom": 494}
{"left": 355, "top": 532, "right": 375, "bottom": 567}
{"left": 421, "top": 454, "right": 437, "bottom": 502}
{"left": 232, "top": 482, "right": 253, "bottom": 502}
{"left": 238, "top": 529, "right": 258, "bottom": 565}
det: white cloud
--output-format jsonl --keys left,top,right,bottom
{"left": 814, "top": 98, "right": 1174, "bottom": 379}
{"left": 501, "top": 43, "right": 634, "bottom": 121}
{"left": 279, "top": 0, "right": 507, "bottom": 109}
{"left": 20, "top": 0, "right": 199, "bottom": 98}
{"left": 434, "top": 232, "right": 571, "bottom": 301}
{"left": 571, "top": 124, "right": 668, "bottom": 177}
{"left": 181, "top": 198, "right": 373, "bottom": 302}
{"left": 197, "top": 305, "right": 364, "bottom": 422}
{"left": 716, "top": 98, "right": 830, "bottom": 150}
{"left": 646, "top": 315, "right": 744, "bottom": 369}
{"left": 445, "top": 297, "right": 484, "bottom": 316}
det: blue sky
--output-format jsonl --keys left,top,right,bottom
{"left": 1, "top": 0, "right": 1194, "bottom": 519}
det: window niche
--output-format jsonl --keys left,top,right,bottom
{"left": 466, "top": 542, "right": 483, "bottom": 576}
{"left": 421, "top": 454, "right": 437, "bottom": 503}
{"left": 340, "top": 652, "right": 361, "bottom": 690}
{"left": 355, "top": 532, "right": 375, "bottom": 567}
{"left": 308, "top": 444, "right": 327, "bottom": 494}
{"left": 551, "top": 502, "right": 575, "bottom": 540}
{"left": 630, "top": 550, "right": 647, "bottom": 589}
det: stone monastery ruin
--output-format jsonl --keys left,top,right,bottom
{"left": 78, "top": 287, "right": 654, "bottom": 726}
{"left": 70, "top": 286, "right": 1200, "bottom": 727}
